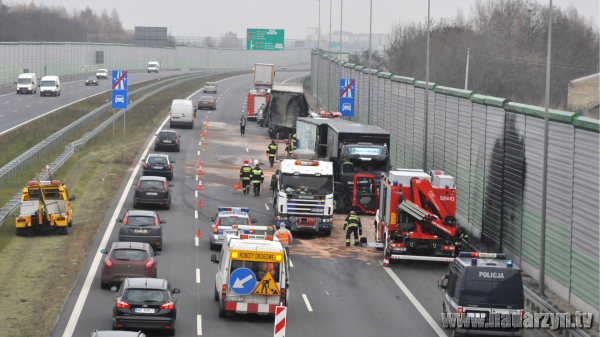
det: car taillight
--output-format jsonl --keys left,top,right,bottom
{"left": 116, "top": 300, "right": 130, "bottom": 308}
{"left": 175, "top": 139, "right": 179, "bottom": 143}
{"left": 198, "top": 101, "right": 203, "bottom": 103}
{"left": 167, "top": 165, "right": 171, "bottom": 170}
{"left": 136, "top": 181, "right": 140, "bottom": 191}
{"left": 395, "top": 244, "right": 404, "bottom": 247}
{"left": 280, "top": 288, "right": 285, "bottom": 304}
{"left": 154, "top": 217, "right": 159, "bottom": 226}
{"left": 182, "top": 114, "right": 185, "bottom": 117}
{"left": 146, "top": 260, "right": 154, "bottom": 268}
{"left": 442, "top": 246, "right": 455, "bottom": 250}
{"left": 123, "top": 216, "right": 128, "bottom": 225}
{"left": 221, "top": 284, "right": 227, "bottom": 298}
{"left": 156, "top": 137, "right": 160, "bottom": 142}
{"left": 105, "top": 259, "right": 113, "bottom": 267}
{"left": 164, "top": 182, "right": 168, "bottom": 190}
{"left": 209, "top": 101, "right": 213, "bottom": 103}
{"left": 160, "top": 302, "right": 174, "bottom": 310}
{"left": 169, "top": 114, "right": 172, "bottom": 119}
{"left": 144, "top": 164, "right": 147, "bottom": 169}
{"left": 213, "top": 218, "right": 219, "bottom": 234}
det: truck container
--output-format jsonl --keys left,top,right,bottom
{"left": 254, "top": 63, "right": 275, "bottom": 89}
{"left": 265, "top": 83, "right": 310, "bottom": 139}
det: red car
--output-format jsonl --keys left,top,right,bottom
{"left": 100, "top": 242, "right": 160, "bottom": 289}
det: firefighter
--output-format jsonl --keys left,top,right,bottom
{"left": 342, "top": 158, "right": 354, "bottom": 173}
{"left": 266, "top": 140, "right": 277, "bottom": 167}
{"left": 291, "top": 134, "right": 298, "bottom": 150}
{"left": 454, "top": 227, "right": 468, "bottom": 255}
{"left": 239, "top": 159, "right": 252, "bottom": 194}
{"left": 250, "top": 160, "right": 264, "bottom": 196}
{"left": 343, "top": 211, "right": 362, "bottom": 246}
{"left": 284, "top": 139, "right": 293, "bottom": 156}
{"left": 274, "top": 223, "right": 293, "bottom": 258}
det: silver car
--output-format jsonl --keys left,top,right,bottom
{"left": 197, "top": 96, "right": 217, "bottom": 110}
{"left": 203, "top": 82, "right": 217, "bottom": 93}
{"left": 208, "top": 207, "right": 256, "bottom": 250}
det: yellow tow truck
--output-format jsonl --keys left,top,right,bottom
{"left": 15, "top": 173, "right": 75, "bottom": 236}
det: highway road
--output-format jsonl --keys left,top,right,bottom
{"left": 50, "top": 70, "right": 458, "bottom": 337}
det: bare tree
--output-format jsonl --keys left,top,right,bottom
{"left": 218, "top": 31, "right": 242, "bottom": 49}
{"left": 203, "top": 36, "right": 216, "bottom": 47}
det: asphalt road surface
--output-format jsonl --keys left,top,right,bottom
{"left": 49, "top": 70, "right": 492, "bottom": 337}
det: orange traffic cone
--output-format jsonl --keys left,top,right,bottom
{"left": 383, "top": 257, "right": 390, "bottom": 267}
{"left": 197, "top": 199, "right": 203, "bottom": 207}
{"left": 197, "top": 155, "right": 202, "bottom": 163}
{"left": 196, "top": 179, "right": 203, "bottom": 190}
{"left": 195, "top": 228, "right": 202, "bottom": 237}
{"left": 204, "top": 139, "right": 208, "bottom": 145}
{"left": 197, "top": 165, "right": 203, "bottom": 174}
{"left": 202, "top": 145, "right": 205, "bottom": 151}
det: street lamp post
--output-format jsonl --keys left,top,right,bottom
{"left": 328, "top": 0, "right": 332, "bottom": 111}
{"left": 317, "top": 0, "right": 321, "bottom": 110}
{"left": 422, "top": 0, "right": 431, "bottom": 172}
{"left": 367, "top": 0, "right": 373, "bottom": 124}
{"left": 339, "top": 0, "right": 343, "bottom": 58}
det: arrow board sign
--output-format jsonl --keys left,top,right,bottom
{"left": 229, "top": 268, "right": 257, "bottom": 295}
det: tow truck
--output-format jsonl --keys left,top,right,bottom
{"left": 15, "top": 173, "right": 75, "bottom": 236}
{"left": 375, "top": 169, "right": 457, "bottom": 262}
{"left": 210, "top": 225, "right": 289, "bottom": 318}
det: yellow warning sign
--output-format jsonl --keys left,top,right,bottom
{"left": 253, "top": 271, "right": 280, "bottom": 296}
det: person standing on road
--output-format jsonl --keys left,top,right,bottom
{"left": 257, "top": 104, "right": 265, "bottom": 128}
{"left": 240, "top": 114, "right": 247, "bottom": 136}
{"left": 239, "top": 159, "right": 252, "bottom": 194}
{"left": 266, "top": 140, "right": 277, "bottom": 167}
{"left": 274, "top": 224, "right": 293, "bottom": 258}
{"left": 250, "top": 160, "right": 264, "bottom": 196}
{"left": 343, "top": 211, "right": 362, "bottom": 247}
{"left": 284, "top": 139, "right": 293, "bottom": 157}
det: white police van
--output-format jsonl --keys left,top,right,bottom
{"left": 211, "top": 225, "right": 289, "bottom": 318}
{"left": 439, "top": 252, "right": 525, "bottom": 336}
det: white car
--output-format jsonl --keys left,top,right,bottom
{"left": 115, "top": 95, "right": 124, "bottom": 103}
{"left": 96, "top": 69, "right": 108, "bottom": 79}
{"left": 342, "top": 103, "right": 352, "bottom": 111}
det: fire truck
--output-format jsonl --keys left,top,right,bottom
{"left": 246, "top": 88, "right": 270, "bottom": 121}
{"left": 375, "top": 169, "right": 458, "bottom": 262}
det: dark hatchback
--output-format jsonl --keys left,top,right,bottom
{"left": 117, "top": 211, "right": 166, "bottom": 251}
{"left": 85, "top": 76, "right": 99, "bottom": 86}
{"left": 112, "top": 278, "right": 179, "bottom": 336}
{"left": 100, "top": 242, "right": 160, "bottom": 289}
{"left": 133, "top": 176, "right": 173, "bottom": 209}
{"left": 142, "top": 154, "right": 174, "bottom": 180}
{"left": 154, "top": 130, "right": 180, "bottom": 152}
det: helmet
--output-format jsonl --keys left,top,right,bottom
{"left": 273, "top": 140, "right": 277, "bottom": 144}
{"left": 284, "top": 139, "right": 288, "bottom": 142}
{"left": 244, "top": 159, "right": 249, "bottom": 164}
{"left": 350, "top": 211, "right": 356, "bottom": 215}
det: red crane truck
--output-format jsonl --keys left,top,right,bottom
{"left": 375, "top": 169, "right": 458, "bottom": 263}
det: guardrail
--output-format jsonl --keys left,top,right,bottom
{"left": 460, "top": 239, "right": 592, "bottom": 337}
{"left": 0, "top": 69, "right": 242, "bottom": 228}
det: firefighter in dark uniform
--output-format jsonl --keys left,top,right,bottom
{"left": 291, "top": 134, "right": 298, "bottom": 151}
{"left": 239, "top": 159, "right": 252, "bottom": 194}
{"left": 454, "top": 227, "right": 468, "bottom": 255}
{"left": 343, "top": 211, "right": 362, "bottom": 246}
{"left": 342, "top": 158, "right": 354, "bottom": 173}
{"left": 285, "top": 139, "right": 293, "bottom": 157}
{"left": 266, "top": 140, "right": 277, "bottom": 167}
{"left": 250, "top": 161, "right": 264, "bottom": 196}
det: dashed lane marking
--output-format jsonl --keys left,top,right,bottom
{"left": 196, "top": 175, "right": 198, "bottom": 181}
{"left": 196, "top": 269, "right": 201, "bottom": 283}
{"left": 289, "top": 260, "right": 294, "bottom": 267}
{"left": 195, "top": 210, "right": 198, "bottom": 219}
{"left": 197, "top": 315, "right": 203, "bottom": 335}
{"left": 265, "top": 203, "right": 269, "bottom": 210}
{"left": 246, "top": 148, "right": 248, "bottom": 152}
{"left": 302, "top": 294, "right": 313, "bottom": 311}
{"left": 195, "top": 191, "right": 198, "bottom": 198}
{"left": 195, "top": 236, "right": 199, "bottom": 246}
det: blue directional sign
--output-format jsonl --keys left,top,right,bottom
{"left": 229, "top": 268, "right": 257, "bottom": 295}
{"left": 339, "top": 78, "right": 355, "bottom": 117}
{"left": 112, "top": 70, "right": 128, "bottom": 109}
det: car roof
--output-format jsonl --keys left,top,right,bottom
{"left": 124, "top": 278, "right": 169, "bottom": 290}
{"left": 125, "top": 210, "right": 157, "bottom": 217}
{"left": 94, "top": 331, "right": 145, "bottom": 337}
{"left": 112, "top": 242, "right": 150, "bottom": 250}
{"left": 139, "top": 176, "right": 166, "bottom": 181}
{"left": 147, "top": 154, "right": 169, "bottom": 158}
{"left": 454, "top": 257, "right": 518, "bottom": 269}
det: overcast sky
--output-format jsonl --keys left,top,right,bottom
{"left": 33, "top": 0, "right": 599, "bottom": 39}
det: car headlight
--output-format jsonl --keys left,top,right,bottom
{"left": 52, "top": 89, "right": 56, "bottom": 91}
{"left": 28, "top": 86, "right": 31, "bottom": 89}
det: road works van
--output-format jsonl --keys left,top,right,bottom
{"left": 211, "top": 226, "right": 289, "bottom": 318}
{"left": 40, "top": 76, "right": 60, "bottom": 96}
{"left": 16, "top": 73, "right": 37, "bottom": 94}
{"left": 169, "top": 99, "right": 195, "bottom": 129}
{"left": 147, "top": 62, "right": 159, "bottom": 73}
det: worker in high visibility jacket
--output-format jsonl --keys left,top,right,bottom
{"left": 266, "top": 140, "right": 277, "bottom": 167}
{"left": 454, "top": 227, "right": 468, "bottom": 255}
{"left": 343, "top": 211, "right": 362, "bottom": 246}
{"left": 342, "top": 158, "right": 354, "bottom": 173}
{"left": 239, "top": 159, "right": 252, "bottom": 194}
{"left": 291, "top": 134, "right": 298, "bottom": 150}
{"left": 274, "top": 224, "right": 293, "bottom": 258}
{"left": 285, "top": 139, "right": 293, "bottom": 156}
{"left": 249, "top": 160, "right": 264, "bottom": 196}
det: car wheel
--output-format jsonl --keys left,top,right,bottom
{"left": 210, "top": 242, "right": 217, "bottom": 251}
{"left": 168, "top": 174, "right": 173, "bottom": 181}
{"left": 16, "top": 228, "right": 25, "bottom": 236}
{"left": 154, "top": 146, "right": 158, "bottom": 151}
{"left": 214, "top": 286, "right": 219, "bottom": 301}
{"left": 101, "top": 279, "right": 110, "bottom": 290}
{"left": 176, "top": 146, "right": 180, "bottom": 152}
{"left": 58, "top": 91, "right": 60, "bottom": 96}
{"left": 218, "top": 300, "right": 227, "bottom": 318}
{"left": 40, "top": 92, "right": 42, "bottom": 96}
{"left": 323, "top": 229, "right": 332, "bottom": 237}
{"left": 164, "top": 328, "right": 175, "bottom": 336}
{"left": 165, "top": 201, "right": 171, "bottom": 210}
{"left": 133, "top": 202, "right": 139, "bottom": 209}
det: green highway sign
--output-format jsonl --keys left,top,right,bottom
{"left": 247, "top": 29, "right": 285, "bottom": 51}
{"left": 330, "top": 41, "right": 340, "bottom": 49}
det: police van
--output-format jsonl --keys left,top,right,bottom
{"left": 210, "top": 225, "right": 289, "bottom": 318}
{"left": 438, "top": 252, "right": 525, "bottom": 337}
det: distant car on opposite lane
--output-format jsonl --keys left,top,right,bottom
{"left": 117, "top": 210, "right": 166, "bottom": 251}
{"left": 133, "top": 176, "right": 173, "bottom": 209}
{"left": 143, "top": 154, "right": 174, "bottom": 180}
{"left": 281, "top": 66, "right": 287, "bottom": 69}
{"left": 96, "top": 69, "right": 108, "bottom": 79}
{"left": 100, "top": 242, "right": 159, "bottom": 289}
{"left": 85, "top": 76, "right": 99, "bottom": 86}
{"left": 203, "top": 82, "right": 217, "bottom": 93}
{"left": 197, "top": 96, "right": 217, "bottom": 110}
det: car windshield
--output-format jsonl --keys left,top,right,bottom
{"left": 159, "top": 132, "right": 177, "bottom": 140}
{"left": 462, "top": 272, "right": 523, "bottom": 308}
{"left": 41, "top": 81, "right": 56, "bottom": 86}
{"left": 112, "top": 249, "right": 148, "bottom": 261}
{"left": 201, "top": 96, "right": 213, "bottom": 100}
{"left": 28, "top": 188, "right": 62, "bottom": 200}
{"left": 18, "top": 78, "right": 31, "bottom": 84}
{"left": 205, "top": 82, "right": 215, "bottom": 86}
{"left": 87, "top": 76, "right": 96, "bottom": 80}
{"left": 217, "top": 217, "right": 249, "bottom": 226}
{"left": 125, "top": 216, "right": 156, "bottom": 226}
{"left": 140, "top": 180, "right": 164, "bottom": 189}
{"left": 124, "top": 289, "right": 168, "bottom": 302}
{"left": 148, "top": 156, "right": 168, "bottom": 164}
{"left": 281, "top": 174, "right": 333, "bottom": 195}
{"left": 98, "top": 70, "right": 107, "bottom": 73}
{"left": 148, "top": 65, "right": 157, "bottom": 68}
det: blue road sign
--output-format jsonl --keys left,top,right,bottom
{"left": 229, "top": 268, "right": 257, "bottom": 295}
{"left": 339, "top": 78, "right": 355, "bottom": 117}
{"left": 112, "top": 70, "right": 128, "bottom": 109}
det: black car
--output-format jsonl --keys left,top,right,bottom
{"left": 154, "top": 130, "right": 180, "bottom": 152}
{"left": 112, "top": 278, "right": 179, "bottom": 336}
{"left": 117, "top": 211, "right": 166, "bottom": 251}
{"left": 90, "top": 330, "right": 146, "bottom": 337}
{"left": 142, "top": 154, "right": 174, "bottom": 180}
{"left": 85, "top": 76, "right": 99, "bottom": 86}
{"left": 133, "top": 176, "right": 173, "bottom": 209}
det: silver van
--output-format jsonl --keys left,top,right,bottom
{"left": 40, "top": 76, "right": 61, "bottom": 97}
{"left": 169, "top": 99, "right": 195, "bottom": 129}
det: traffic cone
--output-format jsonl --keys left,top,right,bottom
{"left": 197, "top": 199, "right": 203, "bottom": 207}
{"left": 202, "top": 145, "right": 205, "bottom": 151}
{"left": 197, "top": 155, "right": 202, "bottom": 163}
{"left": 204, "top": 139, "right": 208, "bottom": 145}
{"left": 106, "top": 99, "right": 109, "bottom": 103}
{"left": 383, "top": 257, "right": 390, "bottom": 267}
{"left": 196, "top": 179, "right": 203, "bottom": 190}
{"left": 195, "top": 228, "right": 202, "bottom": 238}
{"left": 197, "top": 165, "right": 203, "bottom": 174}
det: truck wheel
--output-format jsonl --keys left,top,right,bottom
{"left": 61, "top": 226, "right": 69, "bottom": 235}
{"left": 218, "top": 300, "right": 227, "bottom": 318}
{"left": 68, "top": 219, "right": 72, "bottom": 228}
{"left": 322, "top": 229, "right": 332, "bottom": 237}
{"left": 16, "top": 228, "right": 25, "bottom": 236}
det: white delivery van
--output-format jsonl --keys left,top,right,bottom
{"left": 16, "top": 73, "right": 37, "bottom": 94}
{"left": 147, "top": 62, "right": 160, "bottom": 73}
{"left": 210, "top": 226, "right": 289, "bottom": 318}
{"left": 169, "top": 99, "right": 195, "bottom": 129}
{"left": 39, "top": 76, "right": 61, "bottom": 97}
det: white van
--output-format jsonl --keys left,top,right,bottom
{"left": 40, "top": 76, "right": 61, "bottom": 97}
{"left": 147, "top": 62, "right": 159, "bottom": 73}
{"left": 16, "top": 73, "right": 37, "bottom": 94}
{"left": 169, "top": 99, "right": 195, "bottom": 129}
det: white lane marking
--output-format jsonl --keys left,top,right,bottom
{"left": 265, "top": 203, "right": 269, "bottom": 210}
{"left": 196, "top": 269, "right": 201, "bottom": 283}
{"left": 196, "top": 175, "right": 198, "bottom": 181}
{"left": 195, "top": 190, "right": 198, "bottom": 198}
{"left": 195, "top": 236, "right": 199, "bottom": 246}
{"left": 302, "top": 294, "right": 313, "bottom": 311}
{"left": 289, "top": 260, "right": 294, "bottom": 267}
{"left": 0, "top": 93, "right": 13, "bottom": 97}
{"left": 197, "top": 315, "right": 203, "bottom": 335}
{"left": 60, "top": 74, "right": 247, "bottom": 337}
{"left": 246, "top": 148, "right": 248, "bottom": 152}
{"left": 26, "top": 105, "right": 31, "bottom": 108}
{"left": 195, "top": 210, "right": 198, "bottom": 219}
{"left": 0, "top": 115, "right": 3, "bottom": 117}
{"left": 282, "top": 74, "right": 306, "bottom": 83}
{"left": 381, "top": 263, "right": 446, "bottom": 337}
{"left": 12, "top": 110, "right": 17, "bottom": 113}
{"left": 199, "top": 141, "right": 202, "bottom": 146}
{"left": 18, "top": 98, "right": 22, "bottom": 100}
{"left": 3, "top": 102, "right": 8, "bottom": 104}
{"left": 325, "top": 291, "right": 329, "bottom": 295}
{"left": 197, "top": 150, "right": 200, "bottom": 155}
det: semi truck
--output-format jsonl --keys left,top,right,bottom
{"left": 375, "top": 169, "right": 458, "bottom": 263}
{"left": 265, "top": 83, "right": 310, "bottom": 139}
{"left": 270, "top": 158, "right": 334, "bottom": 235}
{"left": 246, "top": 88, "right": 270, "bottom": 121}
{"left": 254, "top": 63, "right": 275, "bottom": 89}
{"left": 295, "top": 118, "right": 390, "bottom": 214}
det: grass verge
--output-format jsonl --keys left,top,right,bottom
{"left": 0, "top": 71, "right": 249, "bottom": 336}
